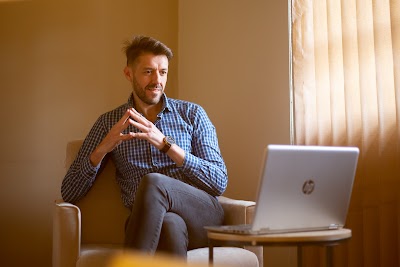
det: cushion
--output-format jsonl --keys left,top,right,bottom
{"left": 187, "top": 247, "right": 259, "bottom": 267}
{"left": 77, "top": 245, "right": 259, "bottom": 267}
{"left": 77, "top": 244, "right": 122, "bottom": 267}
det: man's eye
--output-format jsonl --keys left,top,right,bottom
{"left": 160, "top": 71, "right": 167, "bottom": 75}
{"left": 144, "top": 70, "right": 152, "bottom": 75}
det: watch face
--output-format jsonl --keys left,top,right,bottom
{"left": 165, "top": 136, "right": 176, "bottom": 145}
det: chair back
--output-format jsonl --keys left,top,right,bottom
{"left": 65, "top": 140, "right": 129, "bottom": 245}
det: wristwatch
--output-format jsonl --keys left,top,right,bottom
{"left": 160, "top": 136, "right": 176, "bottom": 153}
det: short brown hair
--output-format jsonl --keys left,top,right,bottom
{"left": 123, "top": 35, "right": 173, "bottom": 66}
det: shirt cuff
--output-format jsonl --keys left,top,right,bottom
{"left": 181, "top": 153, "right": 200, "bottom": 175}
{"left": 81, "top": 157, "right": 100, "bottom": 179}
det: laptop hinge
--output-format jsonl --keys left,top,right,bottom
{"left": 328, "top": 224, "right": 341, "bottom": 230}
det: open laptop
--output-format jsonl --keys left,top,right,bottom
{"left": 205, "top": 144, "right": 359, "bottom": 235}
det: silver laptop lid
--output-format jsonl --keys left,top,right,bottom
{"left": 252, "top": 144, "right": 359, "bottom": 232}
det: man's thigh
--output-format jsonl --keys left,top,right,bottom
{"left": 145, "top": 173, "right": 224, "bottom": 248}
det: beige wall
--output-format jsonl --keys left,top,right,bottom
{"left": 0, "top": 0, "right": 290, "bottom": 266}
{"left": 179, "top": 1, "right": 292, "bottom": 266}
{"left": 178, "top": 0, "right": 290, "bottom": 201}
{"left": 0, "top": 1, "right": 177, "bottom": 266}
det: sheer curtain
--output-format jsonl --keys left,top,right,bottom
{"left": 291, "top": 0, "right": 400, "bottom": 266}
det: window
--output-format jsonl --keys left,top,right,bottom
{"left": 291, "top": 0, "right": 400, "bottom": 265}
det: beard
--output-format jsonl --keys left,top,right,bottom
{"left": 132, "top": 78, "right": 164, "bottom": 105}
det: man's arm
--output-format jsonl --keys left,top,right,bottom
{"left": 125, "top": 106, "right": 227, "bottom": 196}
{"left": 61, "top": 110, "right": 135, "bottom": 203}
{"left": 180, "top": 118, "right": 228, "bottom": 196}
{"left": 61, "top": 116, "right": 106, "bottom": 203}
{"left": 89, "top": 110, "right": 136, "bottom": 167}
{"left": 172, "top": 105, "right": 228, "bottom": 196}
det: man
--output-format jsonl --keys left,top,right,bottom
{"left": 61, "top": 35, "right": 228, "bottom": 257}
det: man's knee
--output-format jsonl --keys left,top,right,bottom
{"left": 137, "top": 173, "right": 167, "bottom": 195}
{"left": 140, "top": 173, "right": 168, "bottom": 188}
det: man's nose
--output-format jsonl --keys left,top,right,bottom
{"left": 152, "top": 71, "right": 162, "bottom": 83}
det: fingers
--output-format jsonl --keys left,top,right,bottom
{"left": 97, "top": 110, "right": 141, "bottom": 154}
{"left": 114, "top": 110, "right": 132, "bottom": 132}
{"left": 113, "top": 109, "right": 144, "bottom": 140}
{"left": 117, "top": 109, "right": 144, "bottom": 132}
{"left": 128, "top": 108, "right": 148, "bottom": 124}
{"left": 110, "top": 108, "right": 164, "bottom": 149}
{"left": 128, "top": 107, "right": 141, "bottom": 118}
{"left": 120, "top": 132, "right": 136, "bottom": 141}
{"left": 127, "top": 108, "right": 151, "bottom": 131}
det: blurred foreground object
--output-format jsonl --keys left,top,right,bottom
{"left": 108, "top": 251, "right": 224, "bottom": 267}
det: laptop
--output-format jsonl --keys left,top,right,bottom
{"left": 205, "top": 144, "right": 359, "bottom": 235}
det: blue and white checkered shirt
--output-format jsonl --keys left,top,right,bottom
{"left": 61, "top": 94, "right": 228, "bottom": 209}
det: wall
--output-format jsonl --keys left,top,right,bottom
{"left": 0, "top": 1, "right": 178, "bottom": 266}
{"left": 178, "top": 0, "right": 290, "bottom": 200}
{"left": 178, "top": 1, "right": 292, "bottom": 266}
{"left": 0, "top": 0, "right": 291, "bottom": 266}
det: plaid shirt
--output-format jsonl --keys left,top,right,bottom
{"left": 61, "top": 94, "right": 228, "bottom": 209}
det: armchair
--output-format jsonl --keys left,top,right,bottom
{"left": 53, "top": 140, "right": 262, "bottom": 267}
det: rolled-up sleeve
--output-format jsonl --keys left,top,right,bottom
{"left": 180, "top": 107, "right": 228, "bottom": 196}
{"left": 61, "top": 115, "right": 107, "bottom": 203}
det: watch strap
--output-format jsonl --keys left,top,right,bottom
{"left": 160, "top": 136, "right": 173, "bottom": 153}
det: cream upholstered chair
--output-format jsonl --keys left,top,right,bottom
{"left": 53, "top": 140, "right": 262, "bottom": 267}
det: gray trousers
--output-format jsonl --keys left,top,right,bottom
{"left": 124, "top": 173, "right": 224, "bottom": 257}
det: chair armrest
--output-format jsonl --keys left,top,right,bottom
{"left": 217, "top": 196, "right": 256, "bottom": 225}
{"left": 53, "top": 200, "right": 81, "bottom": 267}
{"left": 217, "top": 196, "right": 262, "bottom": 266}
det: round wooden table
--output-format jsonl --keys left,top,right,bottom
{"left": 207, "top": 228, "right": 351, "bottom": 267}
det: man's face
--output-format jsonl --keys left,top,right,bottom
{"left": 124, "top": 53, "right": 169, "bottom": 106}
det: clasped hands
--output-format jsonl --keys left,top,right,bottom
{"left": 106, "top": 108, "right": 164, "bottom": 152}
{"left": 89, "top": 108, "right": 165, "bottom": 167}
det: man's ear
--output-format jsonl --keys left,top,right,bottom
{"left": 123, "top": 66, "right": 133, "bottom": 82}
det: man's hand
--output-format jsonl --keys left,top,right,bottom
{"left": 126, "top": 108, "right": 165, "bottom": 149}
{"left": 128, "top": 108, "right": 185, "bottom": 166}
{"left": 90, "top": 110, "right": 137, "bottom": 167}
{"left": 90, "top": 107, "right": 184, "bottom": 168}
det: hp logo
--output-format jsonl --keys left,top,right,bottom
{"left": 302, "top": 179, "right": 315, "bottom": 195}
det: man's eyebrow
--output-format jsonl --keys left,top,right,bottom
{"left": 141, "top": 67, "right": 168, "bottom": 71}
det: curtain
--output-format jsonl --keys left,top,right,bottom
{"left": 291, "top": 0, "right": 400, "bottom": 266}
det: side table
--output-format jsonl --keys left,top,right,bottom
{"left": 207, "top": 228, "right": 351, "bottom": 267}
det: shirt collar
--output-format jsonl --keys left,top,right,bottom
{"left": 126, "top": 93, "right": 172, "bottom": 114}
